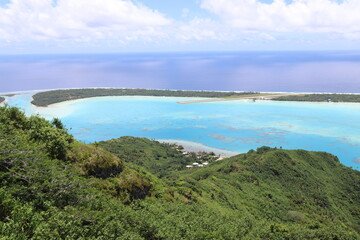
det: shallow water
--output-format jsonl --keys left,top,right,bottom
{"left": 5, "top": 94, "right": 360, "bottom": 170}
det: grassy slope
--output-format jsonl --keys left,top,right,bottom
{"left": 1, "top": 107, "right": 359, "bottom": 239}
{"left": 100, "top": 138, "right": 360, "bottom": 237}
{"left": 98, "top": 137, "right": 218, "bottom": 178}
{"left": 98, "top": 137, "right": 190, "bottom": 177}
{"left": 175, "top": 148, "right": 360, "bottom": 232}
{"left": 273, "top": 94, "right": 360, "bottom": 103}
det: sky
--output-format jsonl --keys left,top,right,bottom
{"left": 1, "top": 0, "right": 360, "bottom": 54}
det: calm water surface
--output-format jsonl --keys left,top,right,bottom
{"left": 3, "top": 52, "right": 360, "bottom": 170}
{"left": 2, "top": 51, "right": 360, "bottom": 93}
{"left": 5, "top": 94, "right": 360, "bottom": 170}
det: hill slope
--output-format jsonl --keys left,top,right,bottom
{"left": 100, "top": 139, "right": 360, "bottom": 237}
{"left": 0, "top": 106, "right": 359, "bottom": 239}
{"left": 98, "top": 136, "right": 219, "bottom": 178}
{"left": 173, "top": 147, "right": 360, "bottom": 234}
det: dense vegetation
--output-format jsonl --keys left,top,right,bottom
{"left": 31, "top": 88, "right": 257, "bottom": 106}
{"left": 98, "top": 137, "right": 219, "bottom": 178}
{"left": 0, "top": 97, "right": 4, "bottom": 103}
{"left": 273, "top": 94, "right": 360, "bottom": 103}
{"left": 1, "top": 106, "right": 359, "bottom": 239}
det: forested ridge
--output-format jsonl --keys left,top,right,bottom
{"left": 31, "top": 88, "right": 257, "bottom": 107}
{"left": 0, "top": 106, "right": 359, "bottom": 239}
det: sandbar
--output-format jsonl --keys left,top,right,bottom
{"left": 177, "top": 93, "right": 301, "bottom": 104}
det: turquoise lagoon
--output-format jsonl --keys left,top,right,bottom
{"left": 5, "top": 93, "right": 360, "bottom": 170}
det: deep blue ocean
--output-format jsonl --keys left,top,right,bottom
{"left": 2, "top": 52, "right": 360, "bottom": 170}
{"left": 2, "top": 51, "right": 360, "bottom": 93}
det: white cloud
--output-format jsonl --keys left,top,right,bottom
{"left": 182, "top": 8, "right": 190, "bottom": 18}
{"left": 177, "top": 18, "right": 232, "bottom": 41}
{"left": 1, "top": 0, "right": 360, "bottom": 51}
{"left": 0, "top": 0, "right": 171, "bottom": 42}
{"left": 201, "top": 0, "right": 360, "bottom": 37}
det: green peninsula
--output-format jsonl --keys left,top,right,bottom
{"left": 31, "top": 88, "right": 257, "bottom": 107}
{"left": 0, "top": 96, "right": 4, "bottom": 103}
{"left": 273, "top": 93, "right": 360, "bottom": 103}
{"left": 30, "top": 88, "right": 360, "bottom": 106}
{"left": 1, "top": 106, "right": 359, "bottom": 239}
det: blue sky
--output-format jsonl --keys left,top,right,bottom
{"left": 0, "top": 0, "right": 360, "bottom": 54}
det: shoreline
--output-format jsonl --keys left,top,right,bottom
{"left": 34, "top": 95, "right": 210, "bottom": 108}
{"left": 157, "top": 139, "right": 240, "bottom": 157}
{"left": 2, "top": 88, "right": 360, "bottom": 107}
{"left": 177, "top": 93, "right": 301, "bottom": 104}
{"left": 35, "top": 94, "right": 360, "bottom": 107}
{"left": 2, "top": 86, "right": 360, "bottom": 96}
{"left": 29, "top": 88, "right": 259, "bottom": 107}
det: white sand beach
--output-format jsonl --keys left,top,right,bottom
{"left": 157, "top": 139, "right": 240, "bottom": 157}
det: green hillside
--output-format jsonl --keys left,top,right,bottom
{"left": 0, "top": 106, "right": 359, "bottom": 239}
{"left": 100, "top": 139, "right": 360, "bottom": 237}
{"left": 98, "top": 136, "right": 219, "bottom": 178}
{"left": 0, "top": 97, "right": 4, "bottom": 103}
{"left": 172, "top": 147, "right": 360, "bottom": 233}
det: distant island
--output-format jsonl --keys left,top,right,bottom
{"left": 27, "top": 88, "right": 360, "bottom": 107}
{"left": 273, "top": 93, "right": 360, "bottom": 103}
{"left": 31, "top": 88, "right": 258, "bottom": 107}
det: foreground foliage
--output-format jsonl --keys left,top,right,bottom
{"left": 31, "top": 88, "right": 257, "bottom": 106}
{"left": 0, "top": 106, "right": 359, "bottom": 239}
